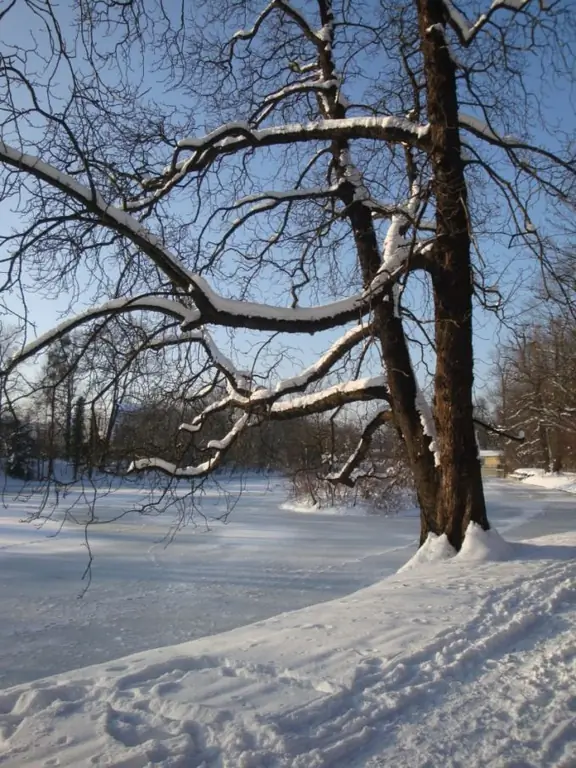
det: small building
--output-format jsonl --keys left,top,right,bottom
{"left": 479, "top": 449, "right": 504, "bottom": 475}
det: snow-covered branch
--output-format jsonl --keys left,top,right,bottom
{"left": 473, "top": 417, "right": 525, "bottom": 443}
{"left": 129, "top": 414, "right": 250, "bottom": 479}
{"left": 149, "top": 329, "right": 251, "bottom": 392}
{"left": 163, "top": 117, "right": 430, "bottom": 184}
{"left": 230, "top": 0, "right": 276, "bottom": 45}
{"left": 458, "top": 115, "right": 576, "bottom": 178}
{"left": 269, "top": 376, "right": 389, "bottom": 419}
{"left": 415, "top": 388, "right": 440, "bottom": 467}
{"left": 443, "top": 0, "right": 530, "bottom": 46}
{"left": 0, "top": 141, "right": 420, "bottom": 344}
{"left": 132, "top": 375, "right": 390, "bottom": 481}
{"left": 178, "top": 323, "right": 376, "bottom": 434}
{"left": 3, "top": 296, "right": 197, "bottom": 373}
{"left": 250, "top": 80, "right": 340, "bottom": 124}
{"left": 0, "top": 141, "right": 193, "bottom": 291}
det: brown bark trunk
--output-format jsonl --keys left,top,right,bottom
{"left": 317, "top": 0, "right": 438, "bottom": 539}
{"left": 417, "top": 0, "right": 489, "bottom": 549}
{"left": 335, "top": 176, "right": 439, "bottom": 538}
{"left": 376, "top": 301, "right": 439, "bottom": 543}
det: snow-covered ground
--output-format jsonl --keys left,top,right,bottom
{"left": 0, "top": 475, "right": 575, "bottom": 766}
{"left": 512, "top": 467, "right": 576, "bottom": 495}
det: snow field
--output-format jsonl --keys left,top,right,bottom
{"left": 0, "top": 528, "right": 574, "bottom": 767}
{"left": 513, "top": 468, "right": 576, "bottom": 495}
{"left": 0, "top": 475, "right": 574, "bottom": 766}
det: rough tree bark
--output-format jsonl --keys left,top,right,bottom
{"left": 417, "top": 0, "right": 489, "bottom": 548}
{"left": 317, "top": 0, "right": 439, "bottom": 541}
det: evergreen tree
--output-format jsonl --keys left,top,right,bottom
{"left": 6, "top": 420, "right": 35, "bottom": 481}
{"left": 42, "top": 336, "right": 76, "bottom": 461}
{"left": 72, "top": 396, "right": 86, "bottom": 478}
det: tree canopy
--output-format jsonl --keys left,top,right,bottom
{"left": 0, "top": 0, "right": 574, "bottom": 548}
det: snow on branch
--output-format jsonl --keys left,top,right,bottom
{"left": 276, "top": 0, "right": 318, "bottom": 39}
{"left": 458, "top": 115, "right": 576, "bottom": 177}
{"left": 167, "top": 117, "right": 430, "bottom": 184}
{"left": 3, "top": 296, "right": 197, "bottom": 373}
{"left": 178, "top": 323, "right": 375, "bottom": 434}
{"left": 230, "top": 0, "right": 276, "bottom": 44}
{"left": 458, "top": 114, "right": 516, "bottom": 143}
{"left": 182, "top": 268, "right": 406, "bottom": 334}
{"left": 177, "top": 116, "right": 429, "bottom": 152}
{"left": 129, "top": 414, "right": 250, "bottom": 479}
{"left": 149, "top": 329, "right": 251, "bottom": 392}
{"left": 0, "top": 141, "right": 420, "bottom": 339}
{"left": 269, "top": 376, "right": 389, "bottom": 419}
{"left": 473, "top": 417, "right": 525, "bottom": 443}
{"left": 0, "top": 141, "right": 193, "bottom": 291}
{"left": 267, "top": 322, "right": 375, "bottom": 398}
{"left": 132, "top": 377, "right": 390, "bottom": 480}
{"left": 179, "top": 376, "right": 388, "bottom": 440}
{"left": 442, "top": 0, "right": 530, "bottom": 46}
{"left": 250, "top": 80, "right": 340, "bottom": 124}
{"left": 415, "top": 387, "right": 440, "bottom": 467}
{"left": 230, "top": 0, "right": 318, "bottom": 49}
{"left": 326, "top": 408, "right": 393, "bottom": 487}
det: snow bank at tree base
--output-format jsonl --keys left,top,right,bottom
{"left": 1, "top": 531, "right": 575, "bottom": 767}
{"left": 399, "top": 523, "right": 512, "bottom": 573}
{"left": 512, "top": 468, "right": 576, "bottom": 495}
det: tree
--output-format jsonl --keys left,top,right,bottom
{"left": 40, "top": 336, "right": 78, "bottom": 462}
{"left": 72, "top": 396, "right": 86, "bottom": 478}
{"left": 5, "top": 418, "right": 35, "bottom": 481}
{"left": 495, "top": 311, "right": 576, "bottom": 472}
{"left": 0, "top": 0, "right": 574, "bottom": 548}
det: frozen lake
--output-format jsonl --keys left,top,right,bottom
{"left": 0, "top": 473, "right": 574, "bottom": 688}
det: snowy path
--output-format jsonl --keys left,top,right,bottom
{"left": 0, "top": 476, "right": 573, "bottom": 690}
{"left": 366, "top": 554, "right": 576, "bottom": 767}
{"left": 0, "top": 531, "right": 574, "bottom": 767}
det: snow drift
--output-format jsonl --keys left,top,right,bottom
{"left": 1, "top": 529, "right": 575, "bottom": 767}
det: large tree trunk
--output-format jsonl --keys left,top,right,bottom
{"left": 318, "top": 0, "right": 438, "bottom": 540}
{"left": 418, "top": 0, "right": 489, "bottom": 549}
{"left": 337, "top": 174, "right": 439, "bottom": 539}
{"left": 375, "top": 302, "right": 439, "bottom": 543}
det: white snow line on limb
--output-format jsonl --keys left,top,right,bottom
{"left": 0, "top": 141, "right": 194, "bottom": 287}
{"left": 230, "top": 0, "right": 275, "bottom": 41}
{"left": 269, "top": 323, "right": 373, "bottom": 396}
{"left": 200, "top": 329, "right": 251, "bottom": 384}
{"left": 175, "top": 324, "right": 373, "bottom": 433}
{"left": 207, "top": 413, "right": 250, "bottom": 451}
{"left": 181, "top": 265, "right": 405, "bottom": 331}
{"left": 5, "top": 296, "right": 197, "bottom": 369}
{"left": 176, "top": 116, "right": 430, "bottom": 153}
{"left": 270, "top": 375, "right": 387, "bottom": 413}
{"left": 179, "top": 373, "right": 387, "bottom": 438}
{"left": 443, "top": 0, "right": 530, "bottom": 44}
{"left": 458, "top": 113, "right": 518, "bottom": 143}
{"left": 129, "top": 456, "right": 218, "bottom": 477}
{"left": 131, "top": 414, "right": 250, "bottom": 478}
{"left": 149, "top": 329, "right": 250, "bottom": 388}
{"left": 179, "top": 395, "right": 235, "bottom": 433}
{"left": 415, "top": 387, "right": 440, "bottom": 467}
{"left": 0, "top": 142, "right": 414, "bottom": 337}
{"left": 326, "top": 407, "right": 392, "bottom": 485}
